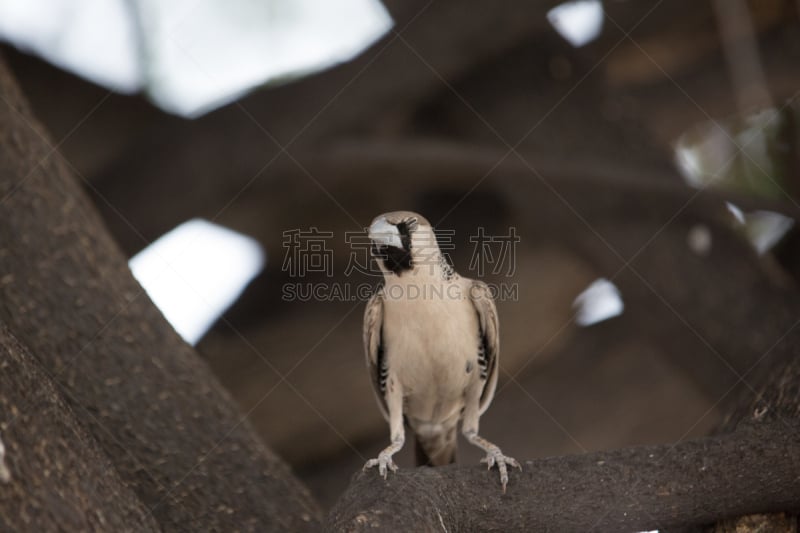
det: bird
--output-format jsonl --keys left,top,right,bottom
{"left": 362, "top": 210, "right": 520, "bottom": 492}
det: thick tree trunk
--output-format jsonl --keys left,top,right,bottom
{"left": 0, "top": 325, "right": 160, "bottom": 532}
{"left": 0, "top": 53, "right": 320, "bottom": 530}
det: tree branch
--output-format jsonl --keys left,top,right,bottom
{"left": 0, "top": 325, "right": 160, "bottom": 531}
{"left": 0, "top": 52, "right": 320, "bottom": 530}
{"left": 327, "top": 422, "right": 800, "bottom": 531}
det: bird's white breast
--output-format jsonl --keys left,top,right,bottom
{"left": 381, "top": 277, "right": 480, "bottom": 424}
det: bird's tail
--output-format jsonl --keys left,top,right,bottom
{"left": 414, "top": 425, "right": 457, "bottom": 466}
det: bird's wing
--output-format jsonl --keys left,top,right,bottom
{"left": 469, "top": 280, "right": 500, "bottom": 415}
{"left": 363, "top": 290, "right": 389, "bottom": 421}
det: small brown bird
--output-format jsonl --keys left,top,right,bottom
{"left": 362, "top": 211, "right": 520, "bottom": 492}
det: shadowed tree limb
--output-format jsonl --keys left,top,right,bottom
{"left": 327, "top": 421, "right": 800, "bottom": 532}
{"left": 0, "top": 52, "right": 320, "bottom": 530}
{"left": 0, "top": 325, "right": 161, "bottom": 532}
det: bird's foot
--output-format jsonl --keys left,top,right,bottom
{"left": 480, "top": 446, "right": 521, "bottom": 493}
{"left": 363, "top": 451, "right": 399, "bottom": 480}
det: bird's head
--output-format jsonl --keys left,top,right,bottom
{"left": 368, "top": 211, "right": 438, "bottom": 276}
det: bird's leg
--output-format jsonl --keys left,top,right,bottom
{"left": 364, "top": 378, "right": 405, "bottom": 479}
{"left": 363, "top": 433, "right": 404, "bottom": 479}
{"left": 463, "top": 429, "right": 521, "bottom": 493}
{"left": 465, "top": 429, "right": 521, "bottom": 488}
{"left": 462, "top": 394, "right": 520, "bottom": 493}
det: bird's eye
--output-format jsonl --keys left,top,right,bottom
{"left": 405, "top": 217, "right": 418, "bottom": 230}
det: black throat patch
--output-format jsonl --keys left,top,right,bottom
{"left": 373, "top": 244, "right": 412, "bottom": 274}
{"left": 373, "top": 221, "right": 413, "bottom": 275}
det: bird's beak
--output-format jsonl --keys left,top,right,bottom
{"left": 369, "top": 217, "right": 403, "bottom": 249}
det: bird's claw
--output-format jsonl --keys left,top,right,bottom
{"left": 480, "top": 447, "right": 521, "bottom": 493}
{"left": 363, "top": 452, "right": 399, "bottom": 480}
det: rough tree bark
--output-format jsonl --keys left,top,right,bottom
{"left": 0, "top": 325, "right": 160, "bottom": 532}
{"left": 327, "top": 422, "right": 800, "bottom": 531}
{"left": 0, "top": 54, "right": 320, "bottom": 530}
